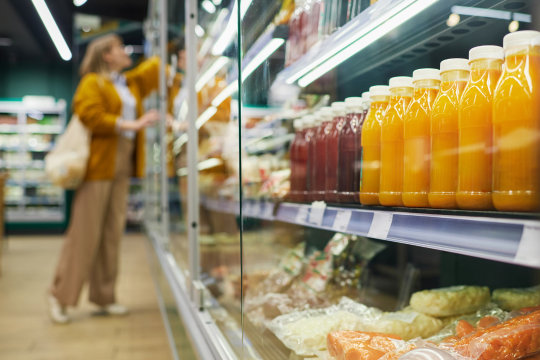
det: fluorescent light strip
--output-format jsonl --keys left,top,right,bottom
{"left": 32, "top": 0, "right": 72, "bottom": 61}
{"left": 513, "top": 13, "right": 532, "bottom": 23}
{"left": 451, "top": 6, "right": 510, "bottom": 20}
{"left": 298, "top": 0, "right": 438, "bottom": 87}
{"left": 286, "top": 0, "right": 418, "bottom": 84}
{"left": 241, "top": 39, "right": 284, "bottom": 82}
{"left": 202, "top": 0, "right": 217, "bottom": 14}
{"left": 211, "top": 8, "right": 229, "bottom": 36}
{"left": 74, "top": 0, "right": 87, "bottom": 6}
{"left": 196, "top": 56, "right": 230, "bottom": 92}
{"left": 212, "top": 0, "right": 254, "bottom": 55}
{"left": 195, "top": 25, "right": 205, "bottom": 37}
{"left": 173, "top": 133, "right": 188, "bottom": 154}
{"left": 177, "top": 158, "right": 223, "bottom": 177}
{"left": 211, "top": 82, "right": 238, "bottom": 107}
{"left": 199, "top": 37, "right": 213, "bottom": 58}
{"left": 196, "top": 107, "right": 218, "bottom": 129}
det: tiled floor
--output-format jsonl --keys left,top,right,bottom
{"left": 0, "top": 233, "right": 173, "bottom": 360}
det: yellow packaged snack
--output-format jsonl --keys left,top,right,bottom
{"left": 410, "top": 286, "right": 490, "bottom": 317}
{"left": 492, "top": 285, "right": 540, "bottom": 311}
{"left": 365, "top": 309, "right": 444, "bottom": 341}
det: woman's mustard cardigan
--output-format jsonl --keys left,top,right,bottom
{"left": 73, "top": 57, "right": 160, "bottom": 181}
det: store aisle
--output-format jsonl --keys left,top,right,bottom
{"left": 0, "top": 234, "right": 173, "bottom": 360}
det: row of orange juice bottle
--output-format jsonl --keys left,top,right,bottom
{"left": 359, "top": 30, "right": 540, "bottom": 212}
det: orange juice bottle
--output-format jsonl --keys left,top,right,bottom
{"left": 360, "top": 86, "right": 390, "bottom": 205}
{"left": 429, "top": 59, "right": 470, "bottom": 209}
{"left": 457, "top": 46, "right": 504, "bottom": 210}
{"left": 492, "top": 31, "right": 540, "bottom": 212}
{"left": 403, "top": 69, "right": 440, "bottom": 208}
{"left": 380, "top": 77, "right": 413, "bottom": 207}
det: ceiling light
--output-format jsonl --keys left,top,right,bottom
{"left": 32, "top": 0, "right": 72, "bottom": 61}
{"left": 195, "top": 25, "right": 205, "bottom": 37}
{"left": 297, "top": 0, "right": 439, "bottom": 87}
{"left": 202, "top": 0, "right": 216, "bottom": 14}
{"left": 0, "top": 38, "right": 13, "bottom": 46}
{"left": 212, "top": 0, "right": 222, "bottom": 5}
{"left": 81, "top": 25, "right": 91, "bottom": 32}
{"left": 211, "top": 8, "right": 229, "bottom": 36}
{"left": 451, "top": 6, "right": 510, "bottom": 20}
{"left": 447, "top": 13, "right": 460, "bottom": 27}
{"left": 74, "top": 0, "right": 87, "bottom": 6}
{"left": 242, "top": 39, "right": 285, "bottom": 82}
{"left": 509, "top": 20, "right": 519, "bottom": 33}
{"left": 196, "top": 56, "right": 230, "bottom": 92}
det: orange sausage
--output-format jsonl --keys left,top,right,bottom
{"left": 456, "top": 320, "right": 475, "bottom": 338}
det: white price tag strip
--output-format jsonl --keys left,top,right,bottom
{"left": 251, "top": 202, "right": 261, "bottom": 217}
{"left": 308, "top": 201, "right": 326, "bottom": 226}
{"left": 368, "top": 213, "right": 393, "bottom": 240}
{"left": 332, "top": 210, "right": 352, "bottom": 231}
{"left": 295, "top": 205, "right": 310, "bottom": 224}
{"left": 515, "top": 224, "right": 540, "bottom": 266}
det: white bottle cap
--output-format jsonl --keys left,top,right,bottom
{"left": 331, "top": 102, "right": 347, "bottom": 117}
{"left": 533, "top": 36, "right": 540, "bottom": 47}
{"left": 345, "top": 97, "right": 363, "bottom": 106}
{"left": 412, "top": 69, "right": 441, "bottom": 82}
{"left": 303, "top": 115, "right": 315, "bottom": 127}
{"left": 440, "top": 58, "right": 470, "bottom": 73}
{"left": 389, "top": 76, "right": 413, "bottom": 89}
{"left": 369, "top": 85, "right": 391, "bottom": 96}
{"left": 293, "top": 119, "right": 303, "bottom": 130}
{"left": 320, "top": 106, "right": 333, "bottom": 121}
{"left": 504, "top": 30, "right": 540, "bottom": 50}
{"left": 362, "top": 92, "right": 371, "bottom": 101}
{"left": 314, "top": 111, "right": 323, "bottom": 126}
{"left": 332, "top": 101, "right": 346, "bottom": 109}
{"left": 469, "top": 45, "right": 504, "bottom": 61}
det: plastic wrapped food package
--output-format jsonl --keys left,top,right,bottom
{"left": 492, "top": 285, "right": 540, "bottom": 311}
{"left": 315, "top": 331, "right": 404, "bottom": 360}
{"left": 451, "top": 310, "right": 540, "bottom": 360}
{"left": 410, "top": 286, "right": 491, "bottom": 317}
{"left": 365, "top": 309, "right": 444, "bottom": 341}
{"left": 267, "top": 297, "right": 383, "bottom": 356}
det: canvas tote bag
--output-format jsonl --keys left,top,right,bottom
{"left": 45, "top": 114, "right": 91, "bottom": 189}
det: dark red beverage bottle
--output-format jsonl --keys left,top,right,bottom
{"left": 325, "top": 102, "right": 347, "bottom": 203}
{"left": 307, "top": 113, "right": 320, "bottom": 202}
{"left": 337, "top": 97, "right": 365, "bottom": 203}
{"left": 311, "top": 107, "right": 333, "bottom": 201}
{"left": 288, "top": 119, "right": 304, "bottom": 202}
{"left": 299, "top": 115, "right": 316, "bottom": 202}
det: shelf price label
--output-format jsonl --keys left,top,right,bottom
{"left": 515, "top": 224, "right": 540, "bottom": 267}
{"left": 263, "top": 202, "right": 275, "bottom": 219}
{"left": 295, "top": 205, "right": 310, "bottom": 224}
{"left": 308, "top": 201, "right": 326, "bottom": 226}
{"left": 332, "top": 210, "right": 352, "bottom": 232}
{"left": 368, "top": 213, "right": 393, "bottom": 240}
{"left": 251, "top": 201, "right": 261, "bottom": 217}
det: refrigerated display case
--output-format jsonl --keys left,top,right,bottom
{"left": 0, "top": 97, "right": 67, "bottom": 226}
{"left": 144, "top": 0, "right": 540, "bottom": 359}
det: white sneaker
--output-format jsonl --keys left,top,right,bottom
{"left": 47, "top": 293, "right": 70, "bottom": 324}
{"left": 101, "top": 303, "right": 129, "bottom": 316}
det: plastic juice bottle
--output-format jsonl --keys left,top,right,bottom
{"left": 288, "top": 118, "right": 304, "bottom": 201}
{"left": 403, "top": 69, "right": 440, "bottom": 208}
{"left": 337, "top": 97, "right": 364, "bottom": 203}
{"left": 309, "top": 0, "right": 326, "bottom": 49}
{"left": 493, "top": 31, "right": 540, "bottom": 212}
{"left": 299, "top": 0, "right": 311, "bottom": 57}
{"left": 457, "top": 46, "right": 504, "bottom": 210}
{"left": 429, "top": 59, "right": 470, "bottom": 209}
{"left": 380, "top": 77, "right": 414, "bottom": 207}
{"left": 360, "top": 86, "right": 390, "bottom": 205}
{"left": 312, "top": 107, "right": 333, "bottom": 201}
{"left": 303, "top": 115, "right": 316, "bottom": 202}
{"left": 355, "top": 92, "right": 371, "bottom": 200}
{"left": 308, "top": 111, "right": 323, "bottom": 201}
{"left": 297, "top": 115, "right": 314, "bottom": 202}
{"left": 288, "top": 0, "right": 303, "bottom": 64}
{"left": 325, "top": 102, "right": 347, "bottom": 203}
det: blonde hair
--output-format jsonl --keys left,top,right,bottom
{"left": 79, "top": 34, "right": 122, "bottom": 77}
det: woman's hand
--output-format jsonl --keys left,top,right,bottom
{"left": 120, "top": 110, "right": 160, "bottom": 132}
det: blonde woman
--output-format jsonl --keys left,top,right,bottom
{"left": 48, "top": 34, "right": 161, "bottom": 323}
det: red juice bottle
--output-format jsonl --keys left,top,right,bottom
{"left": 337, "top": 97, "right": 364, "bottom": 203}
{"left": 325, "top": 102, "right": 347, "bottom": 203}
{"left": 309, "top": 0, "right": 326, "bottom": 50}
{"left": 312, "top": 107, "right": 333, "bottom": 201}
{"left": 299, "top": 0, "right": 311, "bottom": 58}
{"left": 300, "top": 115, "right": 316, "bottom": 202}
{"left": 288, "top": 118, "right": 304, "bottom": 202}
{"left": 308, "top": 112, "right": 323, "bottom": 201}
{"left": 288, "top": 0, "right": 304, "bottom": 64}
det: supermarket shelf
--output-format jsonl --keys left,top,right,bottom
{"left": 0, "top": 101, "right": 66, "bottom": 114}
{"left": 6, "top": 210, "right": 64, "bottom": 222}
{"left": 6, "top": 196, "right": 63, "bottom": 205}
{"left": 0, "top": 124, "right": 63, "bottom": 134}
{"left": 201, "top": 198, "right": 540, "bottom": 269}
{"left": 0, "top": 160, "right": 45, "bottom": 169}
{"left": 7, "top": 179, "right": 52, "bottom": 187}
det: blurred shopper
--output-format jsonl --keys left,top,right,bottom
{"left": 47, "top": 34, "right": 161, "bottom": 324}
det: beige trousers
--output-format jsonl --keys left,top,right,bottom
{"left": 51, "top": 137, "right": 134, "bottom": 307}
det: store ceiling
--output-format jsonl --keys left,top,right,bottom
{"left": 1, "top": 0, "right": 150, "bottom": 63}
